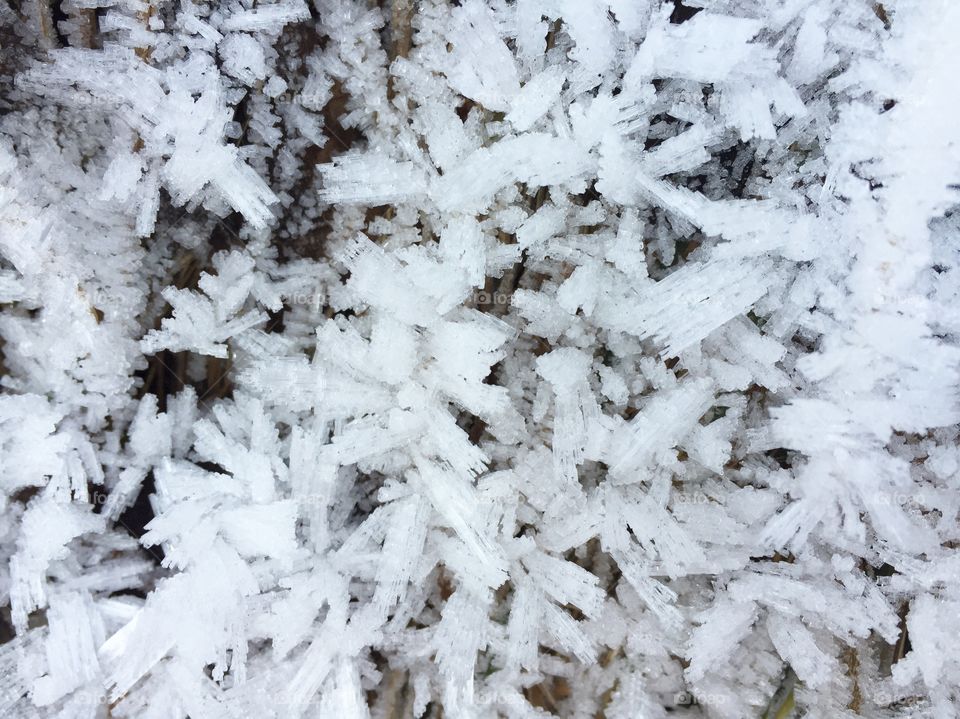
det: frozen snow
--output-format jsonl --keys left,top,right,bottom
{"left": 0, "top": 0, "right": 958, "bottom": 717}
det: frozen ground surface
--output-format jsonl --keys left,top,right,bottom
{"left": 0, "top": 1, "right": 958, "bottom": 717}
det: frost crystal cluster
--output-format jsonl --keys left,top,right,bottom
{"left": 0, "top": 0, "right": 958, "bottom": 717}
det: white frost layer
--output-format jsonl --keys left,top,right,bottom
{"left": 0, "top": 1, "right": 957, "bottom": 718}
